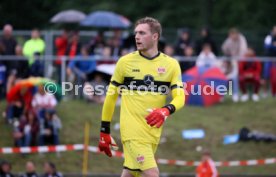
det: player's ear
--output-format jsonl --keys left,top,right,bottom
{"left": 152, "top": 33, "right": 158, "bottom": 41}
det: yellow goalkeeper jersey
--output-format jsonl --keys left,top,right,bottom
{"left": 109, "top": 51, "right": 183, "bottom": 144}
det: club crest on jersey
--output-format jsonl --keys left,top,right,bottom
{"left": 157, "top": 67, "right": 166, "bottom": 74}
{"left": 136, "top": 154, "right": 145, "bottom": 164}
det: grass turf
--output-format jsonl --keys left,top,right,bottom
{"left": 0, "top": 98, "right": 276, "bottom": 174}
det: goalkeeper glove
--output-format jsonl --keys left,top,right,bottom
{"left": 145, "top": 104, "right": 175, "bottom": 128}
{"left": 98, "top": 121, "right": 118, "bottom": 157}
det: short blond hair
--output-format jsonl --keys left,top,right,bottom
{"left": 135, "top": 17, "right": 162, "bottom": 39}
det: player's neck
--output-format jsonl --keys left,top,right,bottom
{"left": 140, "top": 48, "right": 159, "bottom": 59}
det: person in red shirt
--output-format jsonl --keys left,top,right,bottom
{"left": 239, "top": 47, "right": 262, "bottom": 102}
{"left": 55, "top": 30, "right": 68, "bottom": 65}
{"left": 196, "top": 150, "right": 218, "bottom": 177}
{"left": 6, "top": 83, "right": 33, "bottom": 124}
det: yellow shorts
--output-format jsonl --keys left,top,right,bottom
{"left": 123, "top": 140, "right": 158, "bottom": 171}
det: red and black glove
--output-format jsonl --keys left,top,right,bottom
{"left": 98, "top": 121, "right": 118, "bottom": 157}
{"left": 145, "top": 104, "right": 175, "bottom": 128}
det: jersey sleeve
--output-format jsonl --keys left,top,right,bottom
{"left": 168, "top": 59, "right": 185, "bottom": 112}
{"left": 101, "top": 58, "right": 125, "bottom": 122}
{"left": 110, "top": 58, "right": 125, "bottom": 86}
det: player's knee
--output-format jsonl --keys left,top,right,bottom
{"left": 142, "top": 167, "right": 159, "bottom": 177}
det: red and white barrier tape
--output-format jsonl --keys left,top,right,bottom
{"left": 1, "top": 144, "right": 275, "bottom": 167}
{"left": 0, "top": 144, "right": 84, "bottom": 154}
{"left": 87, "top": 146, "right": 276, "bottom": 167}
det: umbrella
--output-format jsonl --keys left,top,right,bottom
{"left": 80, "top": 10, "right": 131, "bottom": 28}
{"left": 182, "top": 66, "right": 228, "bottom": 106}
{"left": 51, "top": 9, "right": 86, "bottom": 23}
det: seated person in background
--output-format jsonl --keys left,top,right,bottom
{"left": 220, "top": 59, "right": 239, "bottom": 102}
{"left": 67, "top": 45, "right": 97, "bottom": 84}
{"left": 13, "top": 110, "right": 39, "bottom": 147}
{"left": 239, "top": 47, "right": 262, "bottom": 102}
{"left": 32, "top": 84, "right": 57, "bottom": 120}
{"left": 270, "top": 62, "right": 276, "bottom": 97}
{"left": 42, "top": 162, "right": 62, "bottom": 177}
{"left": 6, "top": 85, "right": 33, "bottom": 124}
{"left": 97, "top": 46, "right": 116, "bottom": 65}
{"left": 83, "top": 73, "right": 108, "bottom": 104}
{"left": 164, "top": 44, "right": 175, "bottom": 57}
{"left": 39, "top": 109, "right": 62, "bottom": 146}
{"left": 6, "top": 45, "right": 29, "bottom": 94}
{"left": 0, "top": 161, "right": 14, "bottom": 177}
{"left": 196, "top": 44, "right": 219, "bottom": 68}
{"left": 178, "top": 45, "right": 195, "bottom": 73}
{"left": 196, "top": 150, "right": 218, "bottom": 177}
{"left": 29, "top": 52, "right": 44, "bottom": 77}
{"left": 19, "top": 161, "right": 39, "bottom": 177}
{"left": 0, "top": 62, "right": 6, "bottom": 100}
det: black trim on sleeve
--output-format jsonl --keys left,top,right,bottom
{"left": 170, "top": 84, "right": 183, "bottom": 90}
{"left": 100, "top": 121, "right": 111, "bottom": 134}
{"left": 163, "top": 104, "right": 176, "bottom": 114}
{"left": 111, "top": 80, "right": 121, "bottom": 87}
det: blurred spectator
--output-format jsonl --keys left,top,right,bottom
{"left": 20, "top": 161, "right": 38, "bottom": 177}
{"left": 0, "top": 24, "right": 17, "bottom": 56}
{"left": 164, "top": 44, "right": 175, "bottom": 56}
{"left": 13, "top": 110, "right": 39, "bottom": 147}
{"left": 88, "top": 31, "right": 106, "bottom": 56}
{"left": 0, "top": 48, "right": 6, "bottom": 99}
{"left": 196, "top": 150, "right": 218, "bottom": 177}
{"left": 220, "top": 59, "right": 239, "bottom": 102}
{"left": 0, "top": 24, "right": 17, "bottom": 82}
{"left": 29, "top": 52, "right": 44, "bottom": 77}
{"left": 196, "top": 44, "right": 218, "bottom": 68}
{"left": 14, "top": 45, "right": 29, "bottom": 79}
{"left": 108, "top": 29, "right": 124, "bottom": 59}
{"left": 55, "top": 29, "right": 68, "bottom": 65}
{"left": 264, "top": 25, "right": 276, "bottom": 56}
{"left": 68, "top": 45, "right": 97, "bottom": 86}
{"left": 158, "top": 37, "right": 166, "bottom": 53}
{"left": 178, "top": 46, "right": 195, "bottom": 73}
{"left": 39, "top": 109, "right": 62, "bottom": 146}
{"left": 97, "top": 46, "right": 115, "bottom": 65}
{"left": 239, "top": 48, "right": 262, "bottom": 102}
{"left": 0, "top": 161, "right": 14, "bottom": 177}
{"left": 263, "top": 26, "right": 276, "bottom": 97}
{"left": 122, "top": 33, "right": 136, "bottom": 53}
{"left": 222, "top": 28, "right": 248, "bottom": 57}
{"left": 270, "top": 62, "right": 276, "bottom": 97}
{"left": 221, "top": 28, "right": 247, "bottom": 102}
{"left": 6, "top": 45, "right": 29, "bottom": 93}
{"left": 0, "top": 24, "right": 17, "bottom": 99}
{"left": 84, "top": 74, "right": 108, "bottom": 104}
{"left": 42, "top": 162, "right": 62, "bottom": 177}
{"left": 195, "top": 27, "right": 218, "bottom": 55}
{"left": 23, "top": 29, "right": 45, "bottom": 66}
{"left": 66, "top": 31, "right": 81, "bottom": 59}
{"left": 32, "top": 84, "right": 57, "bottom": 120}
{"left": 6, "top": 86, "right": 33, "bottom": 124}
{"left": 175, "top": 28, "right": 193, "bottom": 55}
{"left": 65, "top": 31, "right": 81, "bottom": 83}
{"left": 54, "top": 30, "right": 68, "bottom": 84}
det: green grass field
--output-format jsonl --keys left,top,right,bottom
{"left": 1, "top": 98, "right": 276, "bottom": 174}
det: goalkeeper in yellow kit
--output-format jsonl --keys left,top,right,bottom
{"left": 98, "top": 17, "right": 185, "bottom": 177}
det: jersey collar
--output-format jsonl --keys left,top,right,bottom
{"left": 139, "top": 51, "right": 160, "bottom": 60}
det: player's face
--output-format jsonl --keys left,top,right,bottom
{"left": 134, "top": 24, "right": 157, "bottom": 52}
